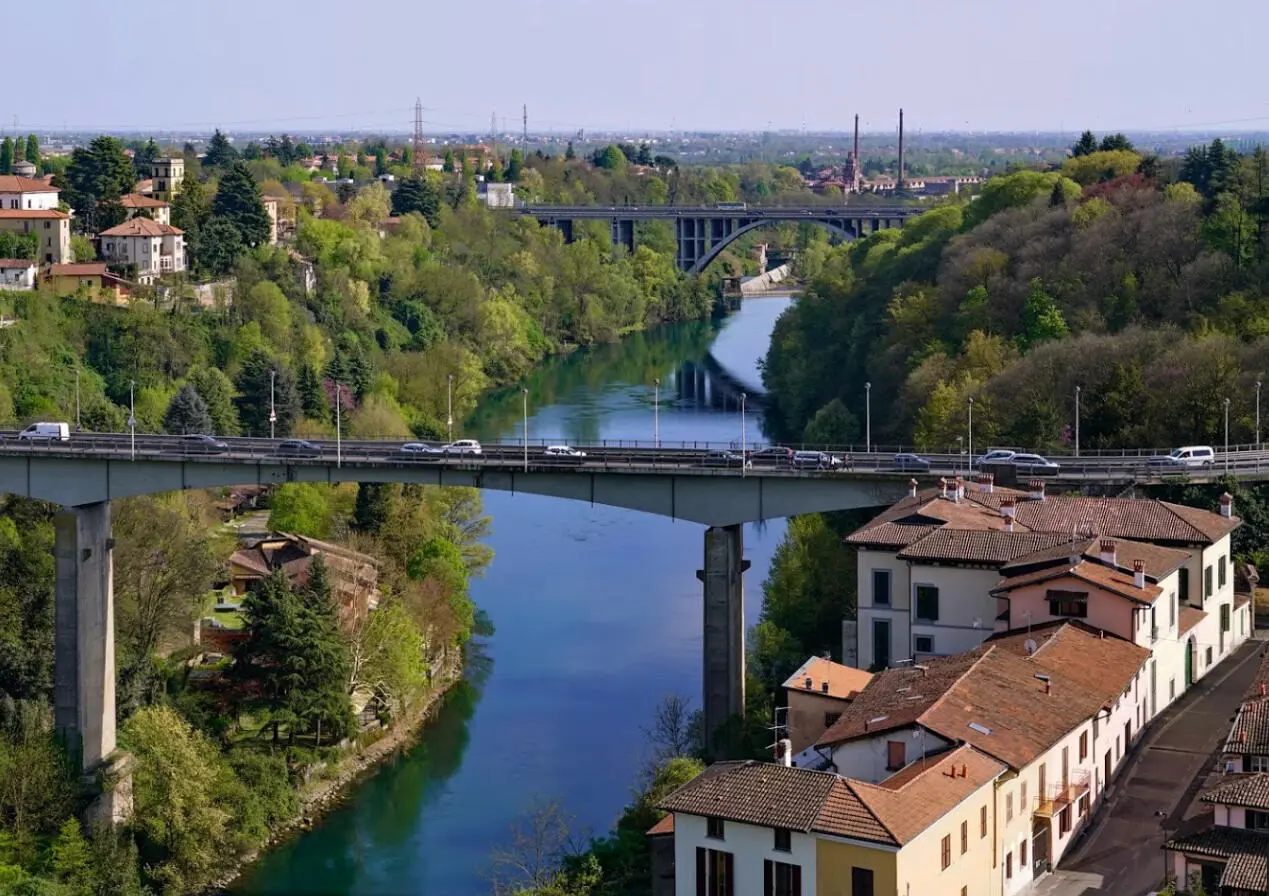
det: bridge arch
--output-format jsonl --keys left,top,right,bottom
{"left": 688, "top": 218, "right": 860, "bottom": 276}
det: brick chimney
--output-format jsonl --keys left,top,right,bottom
{"left": 1000, "top": 496, "right": 1017, "bottom": 521}
{"left": 1028, "top": 480, "right": 1046, "bottom": 501}
{"left": 981, "top": 473, "right": 995, "bottom": 494}
{"left": 1100, "top": 539, "right": 1117, "bottom": 567}
{"left": 1134, "top": 559, "right": 1146, "bottom": 590}
{"left": 908, "top": 478, "right": 918, "bottom": 498}
{"left": 1220, "top": 492, "right": 1234, "bottom": 519}
{"left": 954, "top": 476, "right": 965, "bottom": 503}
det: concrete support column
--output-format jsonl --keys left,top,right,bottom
{"left": 697, "top": 524, "right": 749, "bottom": 756}
{"left": 54, "top": 501, "right": 116, "bottom": 771}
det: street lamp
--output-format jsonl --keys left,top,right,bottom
{"left": 741, "top": 392, "right": 747, "bottom": 478}
{"left": 865, "top": 382, "right": 871, "bottom": 453}
{"left": 447, "top": 374, "right": 454, "bottom": 443}
{"left": 1224, "top": 398, "right": 1230, "bottom": 472}
{"left": 1256, "top": 380, "right": 1262, "bottom": 448}
{"left": 335, "top": 381, "right": 342, "bottom": 468}
{"left": 128, "top": 379, "right": 136, "bottom": 461}
{"left": 521, "top": 387, "right": 529, "bottom": 473}
{"left": 967, "top": 397, "right": 974, "bottom": 472}
{"left": 955, "top": 435, "right": 964, "bottom": 474}
{"left": 653, "top": 378, "right": 660, "bottom": 449}
{"left": 74, "top": 368, "right": 80, "bottom": 431}
{"left": 1075, "top": 386, "right": 1081, "bottom": 458}
{"left": 269, "top": 370, "right": 277, "bottom": 439}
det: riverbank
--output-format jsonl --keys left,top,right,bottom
{"left": 207, "top": 660, "right": 463, "bottom": 895}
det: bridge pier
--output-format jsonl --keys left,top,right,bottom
{"left": 54, "top": 501, "right": 132, "bottom": 822}
{"left": 697, "top": 523, "right": 749, "bottom": 757}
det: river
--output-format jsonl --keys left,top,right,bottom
{"left": 235, "top": 297, "right": 793, "bottom": 895}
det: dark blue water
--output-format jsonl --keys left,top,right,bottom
{"left": 236, "top": 298, "right": 792, "bottom": 895}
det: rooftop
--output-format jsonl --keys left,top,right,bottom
{"left": 991, "top": 560, "right": 1162, "bottom": 605}
{"left": 1226, "top": 701, "right": 1269, "bottom": 756}
{"left": 1201, "top": 774, "right": 1269, "bottom": 811}
{"left": 99, "top": 218, "right": 183, "bottom": 237}
{"left": 118, "top": 193, "right": 169, "bottom": 209}
{"left": 0, "top": 209, "right": 68, "bottom": 220}
{"left": 1165, "top": 825, "right": 1269, "bottom": 891}
{"left": 0, "top": 258, "right": 35, "bottom": 269}
{"left": 45, "top": 263, "right": 109, "bottom": 278}
{"left": 0, "top": 175, "right": 58, "bottom": 193}
{"left": 783, "top": 656, "right": 874, "bottom": 701}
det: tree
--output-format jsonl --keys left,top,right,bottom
{"left": 48, "top": 818, "right": 93, "bottom": 895}
{"left": 564, "top": 141, "right": 576, "bottom": 161}
{"left": 347, "top": 182, "right": 390, "bottom": 228}
{"left": 0, "top": 137, "right": 11, "bottom": 175}
{"left": 193, "top": 217, "right": 242, "bottom": 277}
{"left": 211, "top": 161, "right": 271, "bottom": 248}
{"left": 507, "top": 148, "right": 525, "bottom": 183}
{"left": 595, "top": 145, "right": 627, "bottom": 171}
{"left": 1099, "top": 133, "right": 1134, "bottom": 152}
{"left": 489, "top": 798, "right": 584, "bottom": 896}
{"left": 1018, "top": 278, "right": 1069, "bottom": 350}
{"left": 187, "top": 366, "right": 239, "bottom": 435}
{"left": 1071, "top": 130, "right": 1099, "bottom": 157}
{"left": 23, "top": 134, "right": 38, "bottom": 166}
{"left": 133, "top": 138, "right": 159, "bottom": 178}
{"left": 203, "top": 128, "right": 238, "bottom": 170}
{"left": 61, "top": 136, "right": 135, "bottom": 230}
{"left": 162, "top": 384, "right": 212, "bottom": 435}
{"left": 170, "top": 171, "right": 210, "bottom": 233}
{"left": 802, "top": 398, "right": 860, "bottom": 447}
{"left": 298, "top": 364, "right": 326, "bottom": 420}
{"left": 391, "top": 176, "right": 440, "bottom": 226}
{"left": 442, "top": 149, "right": 456, "bottom": 173}
{"left": 641, "top": 694, "right": 701, "bottom": 767}
{"left": 346, "top": 597, "right": 428, "bottom": 716}
{"left": 234, "top": 349, "right": 299, "bottom": 437}
{"left": 70, "top": 234, "right": 96, "bottom": 262}
{"left": 267, "top": 483, "right": 334, "bottom": 538}
{"left": 353, "top": 482, "right": 395, "bottom": 534}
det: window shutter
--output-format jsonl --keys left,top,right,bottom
{"left": 764, "top": 860, "right": 774, "bottom": 896}
{"left": 724, "top": 852, "right": 735, "bottom": 896}
{"left": 696, "top": 847, "right": 706, "bottom": 896}
{"left": 792, "top": 864, "right": 802, "bottom": 896}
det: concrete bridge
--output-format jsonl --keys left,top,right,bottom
{"left": 517, "top": 205, "right": 924, "bottom": 273}
{"left": 11, "top": 432, "right": 1269, "bottom": 783}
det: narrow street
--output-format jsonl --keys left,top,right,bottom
{"left": 1033, "top": 637, "right": 1267, "bottom": 896}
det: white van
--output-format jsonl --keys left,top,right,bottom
{"left": 1148, "top": 445, "right": 1215, "bottom": 469}
{"left": 17, "top": 422, "right": 70, "bottom": 442}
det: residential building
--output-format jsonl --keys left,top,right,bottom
{"left": 782, "top": 656, "right": 873, "bottom": 756}
{"left": 0, "top": 174, "right": 60, "bottom": 211}
{"left": 1226, "top": 658, "right": 1269, "bottom": 774}
{"left": 229, "top": 533, "right": 381, "bottom": 629}
{"left": 151, "top": 157, "right": 184, "bottom": 200}
{"left": 0, "top": 259, "right": 37, "bottom": 289}
{"left": 118, "top": 193, "right": 171, "bottom": 225}
{"left": 1165, "top": 776, "right": 1269, "bottom": 895}
{"left": 658, "top": 746, "right": 1005, "bottom": 896}
{"left": 262, "top": 196, "right": 279, "bottom": 244}
{"left": 477, "top": 182, "right": 516, "bottom": 208}
{"left": 0, "top": 209, "right": 71, "bottom": 264}
{"left": 10, "top": 159, "right": 37, "bottom": 179}
{"left": 43, "top": 263, "right": 132, "bottom": 302}
{"left": 98, "top": 217, "right": 186, "bottom": 283}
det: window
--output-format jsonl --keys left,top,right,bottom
{"left": 1079, "top": 731, "right": 1089, "bottom": 762}
{"left": 1205, "top": 565, "right": 1213, "bottom": 599}
{"left": 773, "top": 828, "right": 791, "bottom": 853}
{"left": 913, "top": 634, "right": 934, "bottom": 654}
{"left": 850, "top": 867, "right": 874, "bottom": 896}
{"left": 872, "top": 569, "right": 891, "bottom": 607}
{"left": 872, "top": 619, "right": 891, "bottom": 669}
{"left": 824, "top": 712, "right": 841, "bottom": 729}
{"left": 1020, "top": 838, "right": 1028, "bottom": 865}
{"left": 1179, "top": 567, "right": 1190, "bottom": 603}
{"left": 763, "top": 859, "right": 801, "bottom": 896}
{"left": 1206, "top": 646, "right": 1214, "bottom": 667}
{"left": 1078, "top": 794, "right": 1089, "bottom": 817}
{"left": 980, "top": 806, "right": 988, "bottom": 838}
{"left": 886, "top": 740, "right": 906, "bottom": 771}
{"left": 1170, "top": 593, "right": 1177, "bottom": 629}
{"left": 1249, "top": 811, "right": 1269, "bottom": 833}
{"left": 1221, "top": 604, "right": 1231, "bottom": 633}
{"left": 960, "top": 820, "right": 968, "bottom": 854}
{"left": 697, "top": 848, "right": 733, "bottom": 896}
{"left": 915, "top": 585, "right": 939, "bottom": 621}
{"left": 1006, "top": 851, "right": 1013, "bottom": 879}
{"left": 1219, "top": 555, "right": 1227, "bottom": 589}
{"left": 1251, "top": 756, "right": 1269, "bottom": 773}
{"left": 1059, "top": 806, "right": 1071, "bottom": 836}
{"left": 1047, "top": 589, "right": 1088, "bottom": 618}
{"left": 706, "top": 817, "right": 724, "bottom": 840}
{"left": 941, "top": 834, "right": 951, "bottom": 870}
{"left": 1006, "top": 793, "right": 1013, "bottom": 822}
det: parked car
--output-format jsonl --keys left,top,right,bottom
{"left": 275, "top": 439, "right": 321, "bottom": 458}
{"left": 1009, "top": 453, "right": 1061, "bottom": 476}
{"left": 17, "top": 422, "right": 70, "bottom": 442}
{"left": 438, "top": 439, "right": 483, "bottom": 456}
{"left": 1147, "top": 445, "right": 1215, "bottom": 469}
{"left": 977, "top": 448, "right": 1018, "bottom": 465}
{"left": 178, "top": 434, "right": 229, "bottom": 455}
{"left": 748, "top": 446, "right": 794, "bottom": 468}
{"left": 700, "top": 450, "right": 749, "bottom": 468}
{"left": 891, "top": 453, "right": 931, "bottom": 472}
{"left": 793, "top": 450, "right": 841, "bottom": 470}
{"left": 543, "top": 445, "right": 586, "bottom": 462}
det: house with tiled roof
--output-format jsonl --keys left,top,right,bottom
{"left": 0, "top": 258, "right": 37, "bottom": 290}
{"left": 1224, "top": 652, "right": 1269, "bottom": 775}
{"left": 0, "top": 208, "right": 71, "bottom": 264}
{"left": 811, "top": 635, "right": 1152, "bottom": 896}
{"left": 118, "top": 193, "right": 171, "bottom": 226}
{"left": 1164, "top": 771, "right": 1269, "bottom": 892}
{"left": 229, "top": 533, "right": 380, "bottom": 629}
{"left": 782, "top": 657, "right": 873, "bottom": 756}
{"left": 42, "top": 263, "right": 132, "bottom": 302}
{"left": 98, "top": 216, "right": 185, "bottom": 283}
{"left": 0, "top": 174, "right": 60, "bottom": 211}
{"left": 657, "top": 746, "right": 1005, "bottom": 896}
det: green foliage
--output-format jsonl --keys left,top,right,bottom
{"left": 1071, "top": 130, "right": 1098, "bottom": 157}
{"left": 162, "top": 384, "right": 212, "bottom": 435}
{"left": 0, "top": 138, "right": 11, "bottom": 175}
{"left": 61, "top": 137, "right": 135, "bottom": 232}
{"left": 1061, "top": 149, "right": 1143, "bottom": 186}
{"left": 0, "top": 231, "right": 38, "bottom": 261}
{"left": 186, "top": 367, "right": 238, "bottom": 435}
{"left": 801, "top": 398, "right": 859, "bottom": 447}
{"left": 211, "top": 161, "right": 271, "bottom": 250}
{"left": 202, "top": 129, "right": 238, "bottom": 170}
{"left": 267, "top": 483, "right": 336, "bottom": 538}
{"left": 235, "top": 349, "right": 299, "bottom": 437}
{"left": 194, "top": 217, "right": 242, "bottom": 277}
{"left": 24, "top": 135, "right": 39, "bottom": 167}
{"left": 391, "top": 176, "right": 441, "bottom": 226}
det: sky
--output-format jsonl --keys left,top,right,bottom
{"left": 13, "top": 0, "right": 1269, "bottom": 135}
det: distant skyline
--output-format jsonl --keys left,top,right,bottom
{"left": 12, "top": 0, "right": 1269, "bottom": 136}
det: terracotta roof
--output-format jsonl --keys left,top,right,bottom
{"left": 0, "top": 258, "right": 35, "bottom": 269}
{"left": 0, "top": 175, "right": 58, "bottom": 193}
{"left": 1226, "top": 702, "right": 1269, "bottom": 755}
{"left": 991, "top": 560, "right": 1161, "bottom": 605}
{"left": 847, "top": 521, "right": 942, "bottom": 549}
{"left": 119, "top": 193, "right": 169, "bottom": 209}
{"left": 99, "top": 218, "right": 183, "bottom": 237}
{"left": 1245, "top": 654, "right": 1269, "bottom": 702}
{"left": 1178, "top": 607, "right": 1208, "bottom": 637}
{"left": 898, "top": 530, "right": 1069, "bottom": 565}
{"left": 1202, "top": 775, "right": 1269, "bottom": 810}
{"left": 1002, "top": 537, "right": 1189, "bottom": 581}
{"left": 1165, "top": 824, "right": 1269, "bottom": 864}
{"left": 986, "top": 621, "right": 1150, "bottom": 710}
{"left": 783, "top": 656, "right": 873, "bottom": 701}
{"left": 0, "top": 208, "right": 68, "bottom": 219}
{"left": 1221, "top": 849, "right": 1269, "bottom": 892}
{"left": 646, "top": 814, "right": 674, "bottom": 836}
{"left": 659, "top": 748, "right": 1005, "bottom": 847}
{"left": 46, "top": 263, "right": 107, "bottom": 278}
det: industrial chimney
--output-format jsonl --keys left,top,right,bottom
{"left": 897, "top": 108, "right": 905, "bottom": 191}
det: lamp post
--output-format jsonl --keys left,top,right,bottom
{"left": 521, "top": 387, "right": 529, "bottom": 473}
{"left": 967, "top": 397, "right": 974, "bottom": 472}
{"left": 741, "top": 391, "right": 747, "bottom": 478}
{"left": 335, "top": 381, "right": 342, "bottom": 468}
{"left": 74, "top": 368, "right": 80, "bottom": 431}
{"left": 447, "top": 374, "right": 454, "bottom": 442}
{"left": 269, "top": 370, "right": 276, "bottom": 439}
{"left": 653, "top": 378, "right": 660, "bottom": 449}
{"left": 1075, "top": 385, "right": 1081, "bottom": 458}
{"left": 1257, "top": 380, "right": 1262, "bottom": 449}
{"left": 128, "top": 379, "right": 136, "bottom": 461}
{"left": 865, "top": 382, "right": 871, "bottom": 454}
{"left": 955, "top": 435, "right": 963, "bottom": 474}
{"left": 1224, "top": 397, "right": 1230, "bottom": 472}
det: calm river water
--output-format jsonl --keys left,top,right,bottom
{"left": 235, "top": 297, "right": 793, "bottom": 895}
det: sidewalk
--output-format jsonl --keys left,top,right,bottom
{"left": 1032, "top": 636, "right": 1267, "bottom": 896}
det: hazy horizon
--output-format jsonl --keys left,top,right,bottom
{"left": 12, "top": 0, "right": 1269, "bottom": 135}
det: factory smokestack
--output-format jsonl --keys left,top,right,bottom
{"left": 897, "top": 108, "right": 905, "bottom": 191}
{"left": 853, "top": 113, "right": 860, "bottom": 163}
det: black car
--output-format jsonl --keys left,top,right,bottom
{"left": 748, "top": 446, "right": 794, "bottom": 468}
{"left": 275, "top": 439, "right": 321, "bottom": 458}
{"left": 178, "top": 433, "right": 229, "bottom": 455}
{"left": 700, "top": 450, "right": 749, "bottom": 468}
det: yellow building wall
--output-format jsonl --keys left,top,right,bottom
{"left": 815, "top": 840, "right": 897, "bottom": 896}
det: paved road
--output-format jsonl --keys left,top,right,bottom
{"left": 1033, "top": 637, "right": 1267, "bottom": 896}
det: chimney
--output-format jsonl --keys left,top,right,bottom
{"left": 1100, "top": 539, "right": 1117, "bottom": 567}
{"left": 1134, "top": 559, "right": 1146, "bottom": 590}
{"left": 821, "top": 681, "right": 830, "bottom": 694}
{"left": 954, "top": 476, "right": 965, "bottom": 503}
{"left": 940, "top": 477, "right": 949, "bottom": 499}
{"left": 777, "top": 739, "right": 793, "bottom": 767}
{"left": 1005, "top": 516, "right": 1015, "bottom": 533}
{"left": 1220, "top": 492, "right": 1234, "bottom": 519}
{"left": 980, "top": 473, "right": 995, "bottom": 494}
{"left": 897, "top": 108, "right": 905, "bottom": 190}
{"left": 804, "top": 676, "right": 813, "bottom": 690}
{"left": 1029, "top": 480, "right": 1046, "bottom": 502}
{"left": 960, "top": 763, "right": 967, "bottom": 778}
{"left": 1000, "top": 496, "right": 1017, "bottom": 520}
{"left": 908, "top": 478, "right": 918, "bottom": 498}
{"left": 1261, "top": 683, "right": 1266, "bottom": 697}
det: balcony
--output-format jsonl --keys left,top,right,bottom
{"left": 159, "top": 256, "right": 174, "bottom": 272}
{"left": 1034, "top": 769, "right": 1091, "bottom": 818}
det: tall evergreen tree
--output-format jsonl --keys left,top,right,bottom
{"left": 234, "top": 350, "right": 299, "bottom": 437}
{"left": 211, "top": 161, "right": 271, "bottom": 248}
{"left": 203, "top": 128, "right": 238, "bottom": 169}
{"left": 187, "top": 366, "right": 239, "bottom": 435}
{"left": 353, "top": 483, "right": 395, "bottom": 535}
{"left": 162, "top": 384, "right": 213, "bottom": 435}
{"left": 23, "top": 134, "right": 38, "bottom": 166}
{"left": 390, "top": 176, "right": 440, "bottom": 226}
{"left": 132, "top": 138, "right": 160, "bottom": 178}
{"left": 61, "top": 136, "right": 135, "bottom": 230}
{"left": 0, "top": 137, "right": 13, "bottom": 175}
{"left": 1071, "top": 130, "right": 1098, "bottom": 157}
{"left": 506, "top": 148, "right": 524, "bottom": 182}
{"left": 298, "top": 364, "right": 326, "bottom": 420}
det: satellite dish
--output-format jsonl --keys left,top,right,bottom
{"left": 1024, "top": 639, "right": 1038, "bottom": 656}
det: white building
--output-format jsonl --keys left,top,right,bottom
{"left": 151, "top": 157, "right": 184, "bottom": 201}
{"left": 0, "top": 259, "right": 37, "bottom": 289}
{"left": 98, "top": 217, "right": 186, "bottom": 284}
{"left": 477, "top": 182, "right": 516, "bottom": 208}
{"left": 119, "top": 193, "right": 171, "bottom": 226}
{"left": 0, "top": 175, "right": 60, "bottom": 211}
